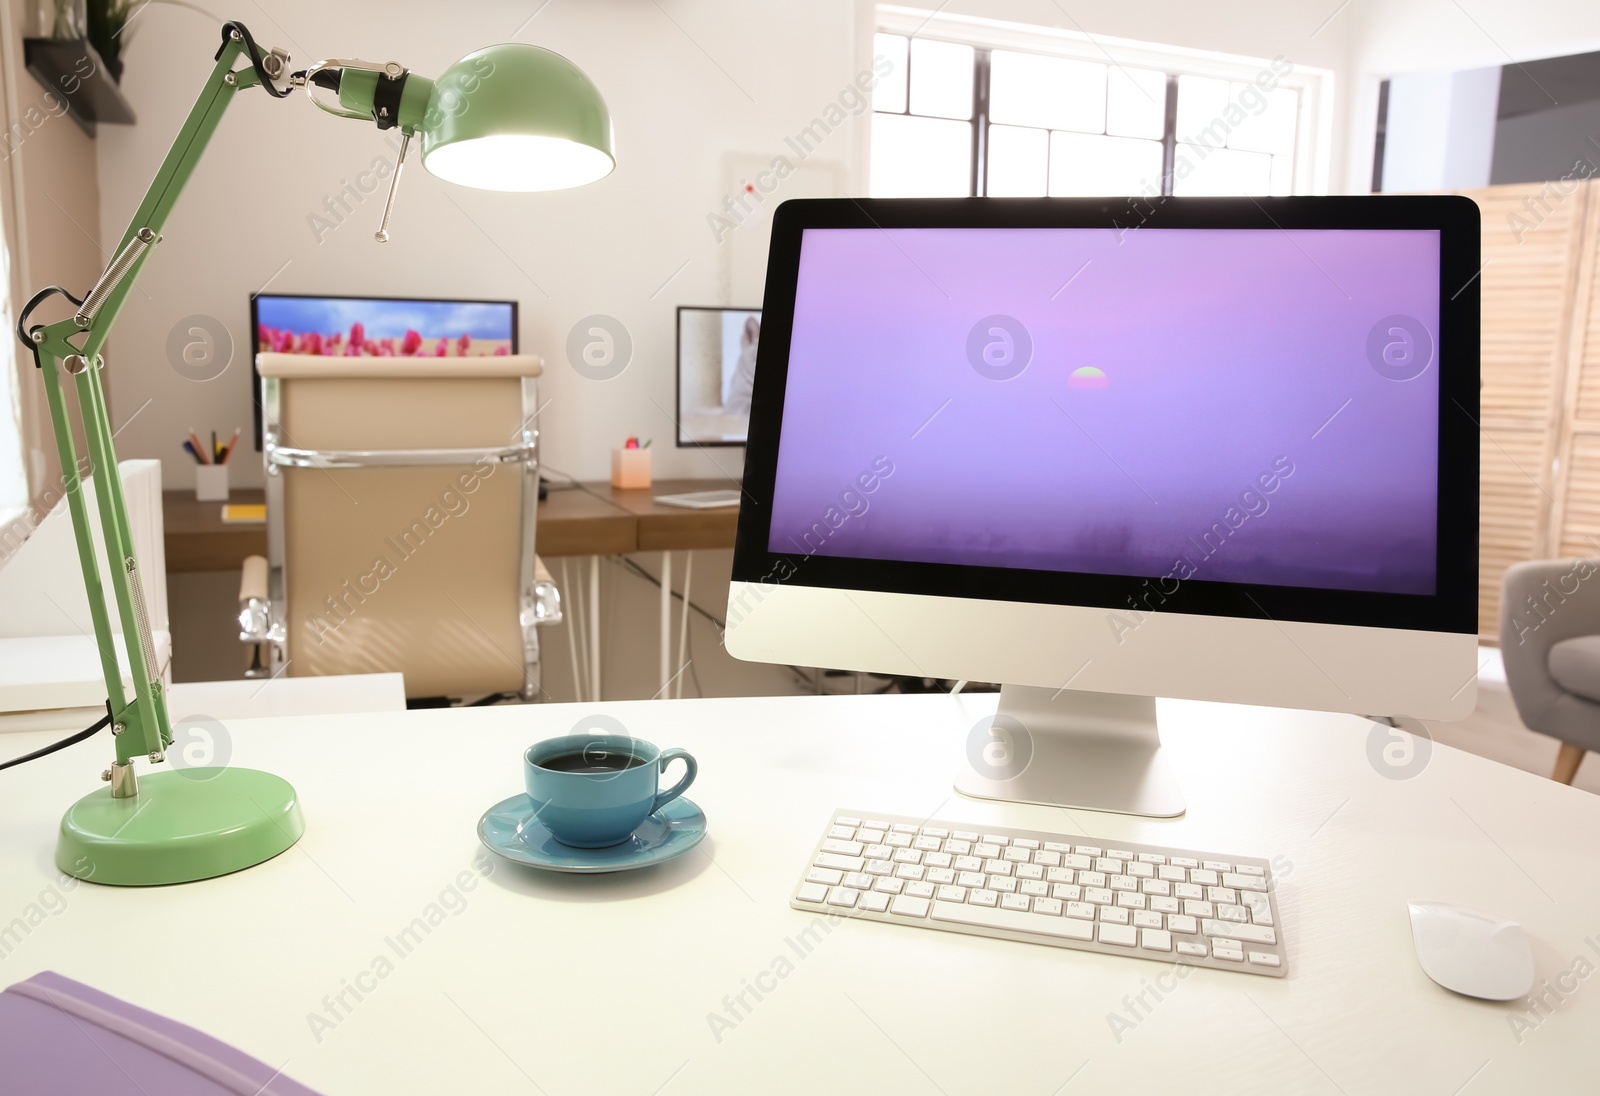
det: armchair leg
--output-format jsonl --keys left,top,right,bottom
{"left": 1553, "top": 742, "right": 1587, "bottom": 785}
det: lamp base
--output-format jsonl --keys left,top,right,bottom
{"left": 57, "top": 768, "right": 304, "bottom": 886}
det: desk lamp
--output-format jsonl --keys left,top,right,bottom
{"left": 15, "top": 21, "right": 614, "bottom": 885}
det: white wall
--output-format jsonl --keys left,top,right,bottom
{"left": 1344, "top": 0, "right": 1600, "bottom": 193}
{"left": 99, "top": 0, "right": 865, "bottom": 491}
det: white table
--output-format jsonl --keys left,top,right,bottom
{"left": 0, "top": 694, "right": 1595, "bottom": 1094}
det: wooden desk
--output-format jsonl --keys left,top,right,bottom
{"left": 594, "top": 477, "right": 742, "bottom": 551}
{"left": 162, "top": 489, "right": 266, "bottom": 573}
{"left": 163, "top": 485, "right": 642, "bottom": 573}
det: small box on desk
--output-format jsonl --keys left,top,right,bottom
{"left": 611, "top": 448, "right": 651, "bottom": 489}
{"left": 195, "top": 465, "right": 229, "bottom": 501}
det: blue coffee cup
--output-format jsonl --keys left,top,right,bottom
{"left": 524, "top": 733, "right": 697, "bottom": 848}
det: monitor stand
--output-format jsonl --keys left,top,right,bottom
{"left": 955, "top": 685, "right": 1186, "bottom": 818}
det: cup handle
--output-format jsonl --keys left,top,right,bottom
{"left": 653, "top": 748, "right": 697, "bottom": 813}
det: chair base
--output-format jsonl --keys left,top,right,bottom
{"left": 57, "top": 768, "right": 304, "bottom": 886}
{"left": 1554, "top": 742, "right": 1587, "bottom": 785}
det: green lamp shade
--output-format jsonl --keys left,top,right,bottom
{"left": 421, "top": 43, "right": 615, "bottom": 192}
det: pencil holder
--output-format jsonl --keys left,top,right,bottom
{"left": 196, "top": 465, "right": 229, "bottom": 502}
{"left": 611, "top": 448, "right": 651, "bottom": 489}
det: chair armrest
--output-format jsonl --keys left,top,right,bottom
{"left": 239, "top": 555, "right": 273, "bottom": 642}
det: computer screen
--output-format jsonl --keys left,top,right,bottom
{"left": 767, "top": 226, "right": 1439, "bottom": 597}
{"left": 250, "top": 293, "right": 517, "bottom": 449}
{"left": 676, "top": 306, "right": 761, "bottom": 446}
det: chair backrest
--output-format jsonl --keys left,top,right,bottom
{"left": 258, "top": 353, "right": 542, "bottom": 698}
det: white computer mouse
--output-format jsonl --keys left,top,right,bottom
{"left": 1407, "top": 900, "right": 1535, "bottom": 1001}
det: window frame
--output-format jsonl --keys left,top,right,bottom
{"left": 871, "top": 6, "right": 1333, "bottom": 199}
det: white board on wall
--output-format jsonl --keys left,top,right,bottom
{"left": 716, "top": 152, "right": 844, "bottom": 306}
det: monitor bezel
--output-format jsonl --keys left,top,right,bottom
{"left": 675, "top": 304, "right": 762, "bottom": 449}
{"left": 732, "top": 196, "right": 1480, "bottom": 636}
{"left": 250, "top": 292, "right": 519, "bottom": 451}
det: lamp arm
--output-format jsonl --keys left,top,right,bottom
{"left": 17, "top": 25, "right": 292, "bottom": 776}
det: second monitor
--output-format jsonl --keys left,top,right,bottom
{"left": 676, "top": 305, "right": 761, "bottom": 446}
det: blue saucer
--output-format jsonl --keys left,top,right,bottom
{"left": 477, "top": 794, "right": 707, "bottom": 873}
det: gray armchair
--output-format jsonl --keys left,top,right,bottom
{"left": 1500, "top": 558, "right": 1600, "bottom": 783}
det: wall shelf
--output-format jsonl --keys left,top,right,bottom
{"left": 23, "top": 38, "right": 134, "bottom": 135}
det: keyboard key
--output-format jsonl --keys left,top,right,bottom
{"left": 1078, "top": 871, "right": 1107, "bottom": 888}
{"left": 1203, "top": 920, "right": 1277, "bottom": 945}
{"left": 926, "top": 868, "right": 956, "bottom": 885}
{"left": 1243, "top": 894, "right": 1274, "bottom": 926}
{"left": 1141, "top": 929, "right": 1172, "bottom": 952}
{"left": 1190, "top": 869, "right": 1220, "bottom": 887}
{"left": 816, "top": 853, "right": 864, "bottom": 872}
{"left": 954, "top": 855, "right": 984, "bottom": 872}
{"left": 1099, "top": 923, "right": 1138, "bottom": 947}
{"left": 1212, "top": 942, "right": 1245, "bottom": 962}
{"left": 913, "top": 836, "right": 942, "bottom": 852}
{"left": 1052, "top": 884, "right": 1082, "bottom": 901}
{"left": 1013, "top": 838, "right": 1040, "bottom": 850}
{"left": 1066, "top": 902, "right": 1096, "bottom": 920}
{"left": 1044, "top": 841, "right": 1073, "bottom": 852}
{"left": 1046, "top": 867, "right": 1076, "bottom": 884}
{"left": 806, "top": 867, "right": 844, "bottom": 886}
{"left": 1100, "top": 906, "right": 1130, "bottom": 924}
{"left": 886, "top": 833, "right": 912, "bottom": 848}
{"left": 1207, "top": 887, "right": 1239, "bottom": 905}
{"left": 1248, "top": 951, "right": 1281, "bottom": 968}
{"left": 943, "top": 839, "right": 972, "bottom": 855}
{"left": 1150, "top": 896, "right": 1180, "bottom": 914}
{"left": 1034, "top": 851, "right": 1061, "bottom": 867}
{"left": 982, "top": 834, "right": 1011, "bottom": 846}
{"left": 1168, "top": 915, "right": 1198, "bottom": 935}
{"left": 1110, "top": 876, "right": 1139, "bottom": 892}
{"left": 865, "top": 860, "right": 894, "bottom": 876}
{"left": 1075, "top": 846, "right": 1103, "bottom": 857}
{"left": 1108, "top": 849, "right": 1134, "bottom": 860}
{"left": 922, "top": 827, "right": 949, "bottom": 838}
{"left": 1183, "top": 901, "right": 1214, "bottom": 918}
{"left": 891, "top": 895, "right": 930, "bottom": 917}
{"left": 858, "top": 891, "right": 891, "bottom": 912}
{"left": 1218, "top": 904, "right": 1249, "bottom": 923}
{"left": 932, "top": 900, "right": 1094, "bottom": 940}
{"left": 1061, "top": 854, "right": 1092, "bottom": 870}
{"left": 1096, "top": 858, "right": 1123, "bottom": 874}
{"left": 856, "top": 829, "right": 887, "bottom": 845}
{"left": 873, "top": 878, "right": 903, "bottom": 894}
{"left": 1176, "top": 941, "right": 1208, "bottom": 958}
{"left": 1174, "top": 883, "right": 1203, "bottom": 900}
{"left": 1127, "top": 862, "right": 1155, "bottom": 878}
{"left": 892, "top": 848, "right": 922, "bottom": 864}
{"left": 827, "top": 825, "right": 856, "bottom": 839}
{"left": 1203, "top": 860, "right": 1231, "bottom": 872}
{"left": 796, "top": 882, "right": 828, "bottom": 903}
{"left": 1158, "top": 865, "right": 1188, "bottom": 882}
{"left": 1033, "top": 897, "right": 1063, "bottom": 916}
{"left": 863, "top": 844, "right": 893, "bottom": 860}
{"left": 892, "top": 824, "right": 918, "bottom": 834}
{"left": 1141, "top": 879, "right": 1171, "bottom": 896}
{"left": 822, "top": 838, "right": 864, "bottom": 856}
{"left": 984, "top": 860, "right": 1013, "bottom": 876}
{"left": 969, "top": 889, "right": 999, "bottom": 907}
{"left": 906, "top": 882, "right": 936, "bottom": 899}
{"left": 1083, "top": 887, "right": 1113, "bottom": 905}
{"left": 895, "top": 865, "right": 925, "bottom": 881}
{"left": 1015, "top": 863, "right": 1044, "bottom": 880}
{"left": 1137, "top": 853, "right": 1166, "bottom": 865}
{"left": 1003, "top": 847, "right": 1030, "bottom": 863}
{"left": 865, "top": 820, "right": 890, "bottom": 830}
{"left": 1001, "top": 894, "right": 1031, "bottom": 912}
{"left": 1236, "top": 864, "right": 1267, "bottom": 876}
{"left": 826, "top": 887, "right": 858, "bottom": 908}
{"left": 843, "top": 872, "right": 875, "bottom": 889}
{"left": 1115, "top": 892, "right": 1146, "bottom": 910}
{"left": 936, "top": 885, "right": 967, "bottom": 902}
{"left": 1020, "top": 880, "right": 1050, "bottom": 897}
{"left": 924, "top": 852, "right": 953, "bottom": 869}
{"left": 958, "top": 871, "right": 986, "bottom": 888}
{"left": 836, "top": 816, "right": 862, "bottom": 827}
{"left": 1224, "top": 873, "right": 1268, "bottom": 891}
{"left": 1170, "top": 856, "right": 1198, "bottom": 869}
{"left": 953, "top": 830, "right": 980, "bottom": 842}
{"left": 1133, "top": 910, "right": 1164, "bottom": 929}
{"left": 968, "top": 839, "right": 997, "bottom": 859}
{"left": 988, "top": 876, "right": 1018, "bottom": 893}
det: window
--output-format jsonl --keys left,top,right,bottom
{"left": 870, "top": 15, "right": 1320, "bottom": 199}
{"left": 0, "top": 232, "right": 27, "bottom": 524}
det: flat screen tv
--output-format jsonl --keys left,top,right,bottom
{"left": 250, "top": 293, "right": 518, "bottom": 449}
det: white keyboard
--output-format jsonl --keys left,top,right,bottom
{"left": 791, "top": 810, "right": 1287, "bottom": 977}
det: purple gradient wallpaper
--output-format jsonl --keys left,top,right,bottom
{"left": 767, "top": 227, "right": 1441, "bottom": 595}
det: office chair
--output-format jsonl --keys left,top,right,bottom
{"left": 1500, "top": 558, "right": 1600, "bottom": 783}
{"left": 240, "top": 353, "right": 560, "bottom": 701}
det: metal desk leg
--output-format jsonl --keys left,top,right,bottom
{"left": 659, "top": 551, "right": 672, "bottom": 695}
{"left": 677, "top": 552, "right": 693, "bottom": 698}
{"left": 589, "top": 556, "right": 602, "bottom": 701}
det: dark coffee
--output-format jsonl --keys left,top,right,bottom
{"left": 539, "top": 750, "right": 647, "bottom": 774}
